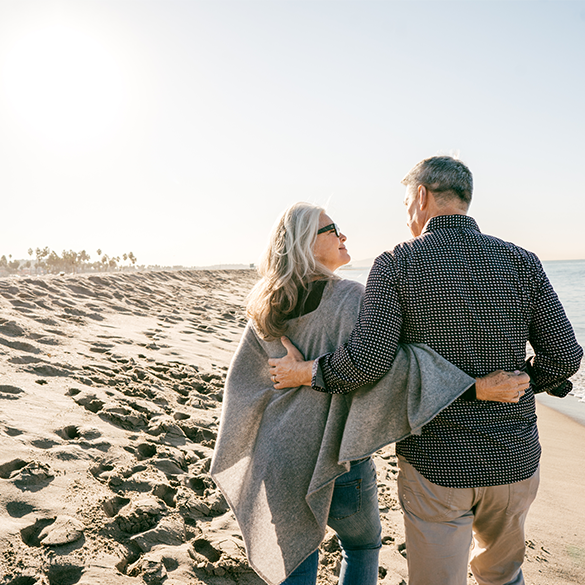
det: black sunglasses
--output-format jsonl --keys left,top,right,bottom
{"left": 317, "top": 223, "right": 341, "bottom": 237}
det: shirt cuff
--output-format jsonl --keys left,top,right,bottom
{"left": 546, "top": 379, "right": 573, "bottom": 398}
{"left": 460, "top": 383, "right": 477, "bottom": 401}
{"left": 311, "top": 355, "right": 328, "bottom": 392}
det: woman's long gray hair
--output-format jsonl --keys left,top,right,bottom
{"left": 247, "top": 202, "right": 335, "bottom": 339}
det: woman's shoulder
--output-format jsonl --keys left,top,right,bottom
{"left": 327, "top": 277, "right": 364, "bottom": 296}
{"left": 319, "top": 278, "right": 364, "bottom": 315}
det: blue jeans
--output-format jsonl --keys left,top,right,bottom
{"left": 283, "top": 457, "right": 382, "bottom": 585}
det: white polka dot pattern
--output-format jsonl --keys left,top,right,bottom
{"left": 313, "top": 215, "right": 583, "bottom": 488}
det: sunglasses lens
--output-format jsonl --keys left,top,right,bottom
{"left": 318, "top": 223, "right": 341, "bottom": 236}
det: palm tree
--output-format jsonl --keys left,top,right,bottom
{"left": 35, "top": 247, "right": 50, "bottom": 274}
{"left": 78, "top": 250, "right": 90, "bottom": 272}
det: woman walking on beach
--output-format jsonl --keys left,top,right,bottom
{"left": 210, "top": 202, "right": 528, "bottom": 585}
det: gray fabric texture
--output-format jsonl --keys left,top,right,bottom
{"left": 210, "top": 279, "right": 474, "bottom": 585}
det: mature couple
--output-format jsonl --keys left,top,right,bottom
{"left": 211, "top": 156, "right": 582, "bottom": 585}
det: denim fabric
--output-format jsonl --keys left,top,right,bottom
{"left": 283, "top": 457, "right": 381, "bottom": 585}
{"left": 281, "top": 550, "right": 319, "bottom": 585}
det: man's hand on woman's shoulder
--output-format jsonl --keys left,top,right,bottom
{"left": 268, "top": 337, "right": 314, "bottom": 389}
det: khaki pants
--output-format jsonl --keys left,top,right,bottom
{"left": 397, "top": 456, "right": 540, "bottom": 585}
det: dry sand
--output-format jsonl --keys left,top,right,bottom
{"left": 0, "top": 270, "right": 582, "bottom": 585}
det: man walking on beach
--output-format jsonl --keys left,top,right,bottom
{"left": 269, "top": 155, "right": 583, "bottom": 584}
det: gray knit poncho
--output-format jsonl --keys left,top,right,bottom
{"left": 210, "top": 279, "right": 474, "bottom": 585}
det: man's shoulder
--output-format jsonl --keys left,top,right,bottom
{"left": 470, "top": 231, "right": 543, "bottom": 268}
{"left": 374, "top": 236, "right": 426, "bottom": 265}
{"left": 380, "top": 222, "right": 542, "bottom": 270}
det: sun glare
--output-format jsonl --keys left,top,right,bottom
{"left": 2, "top": 23, "right": 128, "bottom": 152}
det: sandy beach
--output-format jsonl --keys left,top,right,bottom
{"left": 0, "top": 270, "right": 583, "bottom": 585}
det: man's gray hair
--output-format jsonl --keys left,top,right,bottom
{"left": 401, "top": 155, "right": 473, "bottom": 205}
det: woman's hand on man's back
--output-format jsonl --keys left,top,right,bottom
{"left": 475, "top": 370, "right": 531, "bottom": 403}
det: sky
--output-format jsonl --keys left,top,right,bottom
{"left": 0, "top": 0, "right": 584, "bottom": 267}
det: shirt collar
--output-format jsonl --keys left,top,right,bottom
{"left": 421, "top": 214, "right": 481, "bottom": 235}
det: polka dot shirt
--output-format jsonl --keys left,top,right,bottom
{"left": 312, "top": 215, "right": 583, "bottom": 488}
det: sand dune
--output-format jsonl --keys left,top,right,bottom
{"left": 0, "top": 270, "right": 581, "bottom": 585}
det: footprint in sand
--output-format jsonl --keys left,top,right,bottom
{"left": 90, "top": 460, "right": 116, "bottom": 482}
{"left": 28, "top": 333, "right": 60, "bottom": 346}
{"left": 115, "top": 497, "right": 165, "bottom": 535}
{"left": 6, "top": 501, "right": 36, "bottom": 518}
{"left": 44, "top": 328, "right": 69, "bottom": 337}
{"left": 27, "top": 363, "right": 72, "bottom": 377}
{"left": 3, "top": 577, "right": 38, "bottom": 585}
{"left": 152, "top": 484, "right": 177, "bottom": 508}
{"left": 0, "top": 319, "right": 27, "bottom": 336}
{"left": 0, "top": 458, "right": 29, "bottom": 479}
{"left": 8, "top": 461, "right": 55, "bottom": 491}
{"left": 102, "top": 495, "right": 131, "bottom": 518}
{"left": 0, "top": 385, "right": 24, "bottom": 399}
{"left": 30, "top": 438, "right": 59, "bottom": 449}
{"left": 178, "top": 422, "right": 217, "bottom": 447}
{"left": 56, "top": 425, "right": 82, "bottom": 440}
{"left": 191, "top": 538, "right": 222, "bottom": 562}
{"left": 8, "top": 299, "right": 37, "bottom": 312}
{"left": 20, "top": 518, "right": 56, "bottom": 547}
{"left": 36, "top": 317, "right": 59, "bottom": 326}
{"left": 45, "top": 563, "right": 84, "bottom": 585}
{"left": 135, "top": 442, "right": 157, "bottom": 460}
{"left": 89, "top": 341, "right": 114, "bottom": 354}
{"left": 183, "top": 475, "right": 208, "bottom": 495}
{"left": 70, "top": 391, "right": 105, "bottom": 414}
{"left": 3, "top": 426, "right": 24, "bottom": 437}
{"left": 8, "top": 356, "right": 43, "bottom": 365}
{"left": 21, "top": 515, "right": 84, "bottom": 547}
{"left": 0, "top": 337, "right": 41, "bottom": 354}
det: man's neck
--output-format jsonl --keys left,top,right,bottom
{"left": 417, "top": 209, "right": 468, "bottom": 237}
{"left": 429, "top": 206, "right": 468, "bottom": 219}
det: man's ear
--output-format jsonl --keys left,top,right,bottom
{"left": 418, "top": 185, "right": 428, "bottom": 209}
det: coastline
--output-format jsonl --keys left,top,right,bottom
{"left": 536, "top": 392, "right": 585, "bottom": 428}
{"left": 523, "top": 402, "right": 585, "bottom": 584}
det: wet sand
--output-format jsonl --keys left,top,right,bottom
{"left": 522, "top": 402, "right": 585, "bottom": 584}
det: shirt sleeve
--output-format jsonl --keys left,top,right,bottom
{"left": 311, "top": 255, "right": 403, "bottom": 394}
{"left": 527, "top": 259, "right": 583, "bottom": 396}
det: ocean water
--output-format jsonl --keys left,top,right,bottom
{"left": 340, "top": 259, "right": 585, "bottom": 403}
{"left": 542, "top": 260, "right": 585, "bottom": 403}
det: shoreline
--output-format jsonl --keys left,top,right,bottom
{"left": 523, "top": 402, "right": 585, "bottom": 584}
{"left": 536, "top": 392, "right": 585, "bottom": 427}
